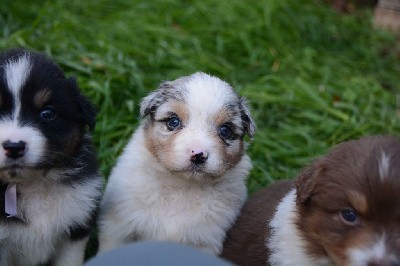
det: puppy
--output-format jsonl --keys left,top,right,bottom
{"left": 98, "top": 72, "right": 255, "bottom": 255}
{"left": 0, "top": 49, "right": 102, "bottom": 265}
{"left": 222, "top": 135, "right": 400, "bottom": 265}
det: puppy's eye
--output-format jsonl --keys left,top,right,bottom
{"left": 166, "top": 117, "right": 181, "bottom": 130}
{"left": 40, "top": 106, "right": 56, "bottom": 121}
{"left": 341, "top": 209, "right": 358, "bottom": 225}
{"left": 219, "top": 124, "right": 234, "bottom": 140}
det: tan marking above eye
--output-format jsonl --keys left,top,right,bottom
{"left": 213, "top": 108, "right": 231, "bottom": 127}
{"left": 34, "top": 89, "right": 52, "bottom": 108}
{"left": 347, "top": 190, "right": 368, "bottom": 215}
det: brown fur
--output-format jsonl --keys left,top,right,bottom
{"left": 221, "top": 179, "right": 293, "bottom": 265}
{"left": 295, "top": 135, "right": 400, "bottom": 264}
{"left": 33, "top": 88, "right": 51, "bottom": 108}
{"left": 144, "top": 99, "right": 246, "bottom": 178}
{"left": 222, "top": 135, "right": 400, "bottom": 265}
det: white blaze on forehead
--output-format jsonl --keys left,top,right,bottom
{"left": 378, "top": 152, "right": 390, "bottom": 181}
{"left": 4, "top": 54, "right": 32, "bottom": 120}
{"left": 184, "top": 73, "right": 239, "bottom": 124}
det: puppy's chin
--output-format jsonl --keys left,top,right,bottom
{"left": 0, "top": 166, "right": 44, "bottom": 183}
{"left": 170, "top": 166, "right": 224, "bottom": 182}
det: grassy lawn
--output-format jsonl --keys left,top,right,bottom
{"left": 1, "top": 0, "right": 400, "bottom": 256}
{"left": 0, "top": 0, "right": 400, "bottom": 192}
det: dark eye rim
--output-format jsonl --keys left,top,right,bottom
{"left": 340, "top": 209, "right": 359, "bottom": 225}
{"left": 218, "top": 123, "right": 237, "bottom": 140}
{"left": 40, "top": 106, "right": 57, "bottom": 121}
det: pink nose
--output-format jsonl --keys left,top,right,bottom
{"left": 190, "top": 149, "right": 209, "bottom": 165}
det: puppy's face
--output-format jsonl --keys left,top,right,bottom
{"left": 295, "top": 136, "right": 400, "bottom": 265}
{"left": 140, "top": 72, "right": 255, "bottom": 180}
{"left": 0, "top": 50, "right": 95, "bottom": 181}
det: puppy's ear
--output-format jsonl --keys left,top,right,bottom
{"left": 294, "top": 161, "right": 322, "bottom": 203}
{"left": 78, "top": 94, "right": 97, "bottom": 131}
{"left": 239, "top": 97, "right": 256, "bottom": 138}
{"left": 140, "top": 82, "right": 176, "bottom": 117}
{"left": 68, "top": 77, "right": 97, "bottom": 131}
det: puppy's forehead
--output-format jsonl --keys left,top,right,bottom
{"left": 3, "top": 53, "right": 32, "bottom": 96}
{"left": 316, "top": 136, "right": 400, "bottom": 212}
{"left": 183, "top": 73, "right": 240, "bottom": 111}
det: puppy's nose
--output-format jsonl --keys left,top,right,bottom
{"left": 190, "top": 150, "right": 209, "bottom": 164}
{"left": 2, "top": 140, "right": 26, "bottom": 159}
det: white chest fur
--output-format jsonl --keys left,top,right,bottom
{"left": 0, "top": 173, "right": 102, "bottom": 265}
{"left": 267, "top": 189, "right": 332, "bottom": 266}
{"left": 99, "top": 128, "right": 250, "bottom": 255}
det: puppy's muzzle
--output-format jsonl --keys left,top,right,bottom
{"left": 2, "top": 140, "right": 26, "bottom": 160}
{"left": 190, "top": 150, "right": 209, "bottom": 165}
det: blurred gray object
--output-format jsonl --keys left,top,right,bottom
{"left": 86, "top": 241, "right": 232, "bottom": 266}
{"left": 374, "top": 0, "right": 400, "bottom": 32}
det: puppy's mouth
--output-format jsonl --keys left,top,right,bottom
{"left": 189, "top": 164, "right": 206, "bottom": 173}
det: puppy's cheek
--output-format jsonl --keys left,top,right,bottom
{"left": 345, "top": 233, "right": 389, "bottom": 266}
{"left": 25, "top": 129, "right": 47, "bottom": 165}
{"left": 144, "top": 123, "right": 185, "bottom": 170}
{"left": 159, "top": 134, "right": 191, "bottom": 170}
{"left": 221, "top": 140, "right": 244, "bottom": 170}
{"left": 0, "top": 122, "right": 47, "bottom": 165}
{"left": 62, "top": 127, "right": 82, "bottom": 156}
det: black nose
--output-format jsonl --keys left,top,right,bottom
{"left": 190, "top": 152, "right": 208, "bottom": 165}
{"left": 2, "top": 140, "right": 26, "bottom": 159}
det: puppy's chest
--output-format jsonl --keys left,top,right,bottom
{"left": 0, "top": 180, "right": 91, "bottom": 235}
{"left": 134, "top": 183, "right": 226, "bottom": 238}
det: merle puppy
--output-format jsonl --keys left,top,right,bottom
{"left": 99, "top": 72, "right": 255, "bottom": 255}
{"left": 0, "top": 49, "right": 102, "bottom": 265}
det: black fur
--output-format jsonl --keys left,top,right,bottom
{"left": 0, "top": 49, "right": 102, "bottom": 265}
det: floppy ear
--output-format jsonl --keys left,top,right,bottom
{"left": 78, "top": 94, "right": 96, "bottom": 131}
{"left": 68, "top": 77, "right": 96, "bottom": 131}
{"left": 294, "top": 161, "right": 322, "bottom": 203}
{"left": 140, "top": 82, "right": 178, "bottom": 117}
{"left": 239, "top": 97, "right": 256, "bottom": 138}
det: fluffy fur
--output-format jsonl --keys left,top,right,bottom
{"left": 0, "top": 49, "right": 102, "bottom": 265}
{"left": 222, "top": 135, "right": 400, "bottom": 265}
{"left": 98, "top": 72, "right": 255, "bottom": 255}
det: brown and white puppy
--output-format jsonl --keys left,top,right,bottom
{"left": 221, "top": 135, "right": 400, "bottom": 265}
{"left": 98, "top": 72, "right": 255, "bottom": 255}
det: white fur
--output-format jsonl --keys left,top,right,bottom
{"left": 53, "top": 236, "right": 90, "bottom": 266}
{"left": 268, "top": 189, "right": 332, "bottom": 266}
{"left": 348, "top": 236, "right": 398, "bottom": 265}
{"left": 4, "top": 54, "right": 32, "bottom": 121}
{"left": 99, "top": 73, "right": 252, "bottom": 255}
{"left": 378, "top": 152, "right": 390, "bottom": 181}
{"left": 99, "top": 127, "right": 250, "bottom": 255}
{"left": 0, "top": 175, "right": 102, "bottom": 265}
{"left": 0, "top": 120, "right": 46, "bottom": 171}
{"left": 0, "top": 54, "right": 46, "bottom": 175}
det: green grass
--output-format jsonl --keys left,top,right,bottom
{"left": 1, "top": 0, "right": 400, "bottom": 257}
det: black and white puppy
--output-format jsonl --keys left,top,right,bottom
{"left": 0, "top": 49, "right": 102, "bottom": 265}
{"left": 98, "top": 72, "right": 255, "bottom": 255}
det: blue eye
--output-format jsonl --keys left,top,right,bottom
{"left": 166, "top": 117, "right": 181, "bottom": 130}
{"left": 40, "top": 106, "right": 56, "bottom": 121}
{"left": 219, "top": 125, "right": 233, "bottom": 139}
{"left": 341, "top": 209, "right": 358, "bottom": 224}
